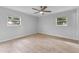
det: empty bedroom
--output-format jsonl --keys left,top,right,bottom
{"left": 0, "top": 6, "right": 79, "bottom": 53}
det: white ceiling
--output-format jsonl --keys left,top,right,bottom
{"left": 3, "top": 6, "right": 78, "bottom": 17}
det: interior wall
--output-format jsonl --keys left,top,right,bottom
{"left": 38, "top": 9, "right": 77, "bottom": 40}
{"left": 76, "top": 8, "right": 79, "bottom": 40}
{"left": 0, "top": 7, "right": 38, "bottom": 42}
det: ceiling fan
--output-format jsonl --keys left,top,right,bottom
{"left": 32, "top": 6, "right": 52, "bottom": 15}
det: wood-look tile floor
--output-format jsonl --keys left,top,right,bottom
{"left": 0, "top": 34, "right": 79, "bottom": 53}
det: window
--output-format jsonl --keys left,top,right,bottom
{"left": 8, "top": 16, "right": 21, "bottom": 26}
{"left": 56, "top": 16, "right": 68, "bottom": 26}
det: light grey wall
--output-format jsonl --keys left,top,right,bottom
{"left": 76, "top": 8, "right": 79, "bottom": 40}
{"left": 0, "top": 7, "right": 38, "bottom": 42}
{"left": 38, "top": 10, "right": 77, "bottom": 40}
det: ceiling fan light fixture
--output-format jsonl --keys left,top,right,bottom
{"left": 40, "top": 11, "right": 44, "bottom": 14}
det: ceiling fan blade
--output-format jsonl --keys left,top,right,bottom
{"left": 41, "top": 6, "right": 47, "bottom": 11}
{"left": 40, "top": 6, "right": 43, "bottom": 8}
{"left": 44, "top": 11, "right": 52, "bottom": 12}
{"left": 32, "top": 8, "right": 40, "bottom": 11}
{"left": 33, "top": 12, "right": 39, "bottom": 14}
{"left": 44, "top": 6, "right": 47, "bottom": 9}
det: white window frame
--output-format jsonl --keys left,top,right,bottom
{"left": 7, "top": 16, "right": 21, "bottom": 26}
{"left": 56, "top": 16, "right": 68, "bottom": 26}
